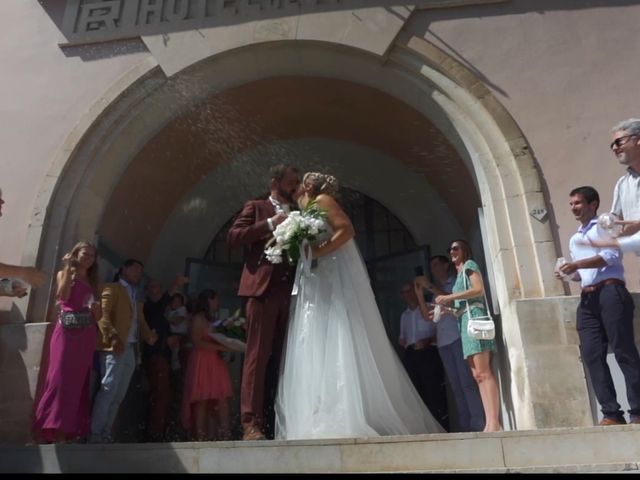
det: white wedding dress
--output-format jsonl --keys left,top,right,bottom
{"left": 274, "top": 227, "right": 445, "bottom": 440}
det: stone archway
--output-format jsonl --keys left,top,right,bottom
{"left": 26, "top": 39, "right": 566, "bottom": 430}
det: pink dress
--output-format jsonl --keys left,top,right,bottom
{"left": 181, "top": 330, "right": 233, "bottom": 428}
{"left": 33, "top": 279, "right": 98, "bottom": 442}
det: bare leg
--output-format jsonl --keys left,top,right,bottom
{"left": 215, "top": 398, "right": 232, "bottom": 440}
{"left": 468, "top": 352, "right": 502, "bottom": 432}
{"left": 192, "top": 401, "right": 209, "bottom": 441}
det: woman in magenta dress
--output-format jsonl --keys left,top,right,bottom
{"left": 181, "top": 289, "right": 233, "bottom": 441}
{"left": 33, "top": 242, "right": 101, "bottom": 443}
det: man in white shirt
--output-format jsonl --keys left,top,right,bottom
{"left": 557, "top": 186, "right": 640, "bottom": 426}
{"left": 611, "top": 119, "right": 640, "bottom": 234}
{"left": 398, "top": 282, "right": 449, "bottom": 431}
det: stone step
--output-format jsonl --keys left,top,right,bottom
{"left": 2, "top": 425, "right": 639, "bottom": 473}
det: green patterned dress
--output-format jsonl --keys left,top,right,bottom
{"left": 452, "top": 259, "right": 497, "bottom": 359}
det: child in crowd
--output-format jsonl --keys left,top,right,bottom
{"left": 166, "top": 292, "right": 189, "bottom": 371}
{"left": 181, "top": 289, "right": 233, "bottom": 441}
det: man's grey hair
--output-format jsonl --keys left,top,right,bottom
{"left": 611, "top": 118, "right": 640, "bottom": 135}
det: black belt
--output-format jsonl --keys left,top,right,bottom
{"left": 582, "top": 278, "right": 625, "bottom": 294}
{"left": 59, "top": 311, "right": 94, "bottom": 329}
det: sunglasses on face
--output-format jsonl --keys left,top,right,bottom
{"left": 610, "top": 134, "right": 638, "bottom": 151}
{"left": 449, "top": 246, "right": 461, "bottom": 252}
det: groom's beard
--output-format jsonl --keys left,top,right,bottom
{"left": 276, "top": 185, "right": 297, "bottom": 204}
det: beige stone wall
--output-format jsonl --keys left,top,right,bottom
{"left": 0, "top": 322, "right": 49, "bottom": 443}
{"left": 0, "top": 0, "right": 151, "bottom": 322}
{"left": 405, "top": 1, "right": 640, "bottom": 292}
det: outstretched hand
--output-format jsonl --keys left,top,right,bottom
{"left": 147, "top": 329, "right": 159, "bottom": 346}
{"left": 3, "top": 283, "right": 28, "bottom": 298}
{"left": 272, "top": 212, "right": 288, "bottom": 228}
{"left": 414, "top": 276, "right": 431, "bottom": 291}
{"left": 617, "top": 219, "right": 640, "bottom": 237}
{"left": 21, "top": 267, "right": 46, "bottom": 289}
{"left": 435, "top": 294, "right": 452, "bottom": 306}
{"left": 174, "top": 273, "right": 189, "bottom": 288}
{"left": 558, "top": 262, "right": 579, "bottom": 276}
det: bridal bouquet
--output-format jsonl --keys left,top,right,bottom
{"left": 209, "top": 308, "right": 247, "bottom": 352}
{"left": 264, "top": 201, "right": 327, "bottom": 265}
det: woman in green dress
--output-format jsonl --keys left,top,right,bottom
{"left": 434, "top": 240, "right": 502, "bottom": 432}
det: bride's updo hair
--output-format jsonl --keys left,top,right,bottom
{"left": 303, "top": 172, "right": 340, "bottom": 198}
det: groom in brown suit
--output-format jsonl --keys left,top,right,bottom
{"left": 227, "top": 164, "right": 300, "bottom": 441}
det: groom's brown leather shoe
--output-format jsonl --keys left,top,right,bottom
{"left": 599, "top": 416, "right": 626, "bottom": 426}
{"left": 243, "top": 426, "right": 266, "bottom": 441}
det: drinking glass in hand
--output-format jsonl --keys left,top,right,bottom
{"left": 555, "top": 257, "right": 570, "bottom": 282}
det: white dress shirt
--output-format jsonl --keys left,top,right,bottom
{"left": 399, "top": 307, "right": 436, "bottom": 347}
{"left": 269, "top": 196, "right": 290, "bottom": 214}
{"left": 612, "top": 167, "right": 640, "bottom": 221}
{"left": 268, "top": 196, "right": 290, "bottom": 231}
{"left": 434, "top": 276, "right": 461, "bottom": 348}
{"left": 569, "top": 218, "right": 625, "bottom": 288}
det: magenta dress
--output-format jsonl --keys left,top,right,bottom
{"left": 33, "top": 279, "right": 98, "bottom": 442}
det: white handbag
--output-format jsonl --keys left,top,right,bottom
{"left": 463, "top": 269, "right": 495, "bottom": 340}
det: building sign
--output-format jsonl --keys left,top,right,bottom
{"left": 60, "top": 0, "right": 508, "bottom": 46}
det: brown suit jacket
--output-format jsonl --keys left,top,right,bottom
{"left": 227, "top": 199, "right": 294, "bottom": 297}
{"left": 97, "top": 282, "right": 153, "bottom": 351}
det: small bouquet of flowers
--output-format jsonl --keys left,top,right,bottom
{"left": 264, "top": 201, "right": 327, "bottom": 265}
{"left": 209, "top": 308, "right": 247, "bottom": 352}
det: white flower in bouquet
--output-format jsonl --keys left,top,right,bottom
{"left": 264, "top": 200, "right": 327, "bottom": 265}
{"left": 210, "top": 307, "right": 247, "bottom": 352}
{"left": 265, "top": 245, "right": 284, "bottom": 264}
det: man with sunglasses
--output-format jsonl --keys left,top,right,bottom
{"left": 611, "top": 119, "right": 640, "bottom": 235}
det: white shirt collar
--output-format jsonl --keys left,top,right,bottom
{"left": 269, "top": 195, "right": 290, "bottom": 214}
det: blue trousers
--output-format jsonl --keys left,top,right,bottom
{"left": 577, "top": 283, "right": 640, "bottom": 419}
{"left": 439, "top": 338, "right": 485, "bottom": 431}
{"left": 90, "top": 344, "right": 136, "bottom": 442}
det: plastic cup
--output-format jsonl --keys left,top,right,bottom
{"left": 555, "top": 257, "right": 570, "bottom": 281}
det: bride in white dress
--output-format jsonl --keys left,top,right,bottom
{"left": 274, "top": 172, "right": 445, "bottom": 440}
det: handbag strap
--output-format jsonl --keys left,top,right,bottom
{"left": 461, "top": 263, "right": 492, "bottom": 318}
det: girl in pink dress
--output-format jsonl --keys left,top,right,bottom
{"left": 182, "top": 290, "right": 233, "bottom": 441}
{"left": 33, "top": 242, "right": 101, "bottom": 443}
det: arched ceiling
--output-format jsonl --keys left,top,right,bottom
{"left": 99, "top": 75, "right": 479, "bottom": 261}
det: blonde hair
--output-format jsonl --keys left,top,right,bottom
{"left": 65, "top": 241, "right": 100, "bottom": 294}
{"left": 303, "top": 172, "right": 340, "bottom": 197}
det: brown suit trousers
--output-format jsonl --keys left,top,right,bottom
{"left": 227, "top": 199, "right": 295, "bottom": 434}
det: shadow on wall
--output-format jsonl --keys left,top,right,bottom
{"left": 0, "top": 308, "right": 46, "bottom": 457}
{"left": 407, "top": 0, "right": 639, "bottom": 98}
{"left": 0, "top": 442, "right": 191, "bottom": 474}
{"left": 493, "top": 314, "right": 517, "bottom": 431}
